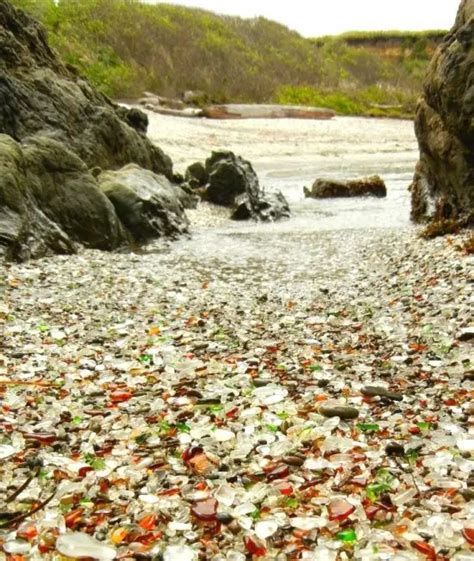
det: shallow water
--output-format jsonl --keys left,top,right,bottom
{"left": 147, "top": 112, "right": 418, "bottom": 234}
{"left": 145, "top": 112, "right": 420, "bottom": 270}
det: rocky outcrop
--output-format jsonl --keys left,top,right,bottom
{"left": 0, "top": 134, "right": 128, "bottom": 262}
{"left": 0, "top": 0, "right": 173, "bottom": 176}
{"left": 98, "top": 165, "right": 189, "bottom": 243}
{"left": 206, "top": 151, "right": 260, "bottom": 207}
{"left": 198, "top": 151, "right": 290, "bottom": 221}
{"left": 232, "top": 190, "right": 291, "bottom": 222}
{"left": 0, "top": 1, "right": 194, "bottom": 261}
{"left": 410, "top": 0, "right": 474, "bottom": 224}
{"left": 304, "top": 176, "right": 387, "bottom": 198}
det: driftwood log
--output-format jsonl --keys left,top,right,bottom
{"left": 202, "top": 104, "right": 335, "bottom": 120}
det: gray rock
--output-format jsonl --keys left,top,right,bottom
{"left": 0, "top": 134, "right": 128, "bottom": 261}
{"left": 185, "top": 161, "right": 209, "bottom": 189}
{"left": 98, "top": 165, "right": 189, "bottom": 243}
{"left": 318, "top": 405, "right": 359, "bottom": 420}
{"left": 410, "top": 0, "right": 474, "bottom": 224}
{"left": 232, "top": 191, "right": 291, "bottom": 221}
{"left": 176, "top": 183, "right": 200, "bottom": 210}
{"left": 0, "top": 2, "right": 195, "bottom": 261}
{"left": 361, "top": 386, "right": 403, "bottom": 401}
{"left": 304, "top": 176, "right": 387, "bottom": 198}
{"left": 206, "top": 151, "right": 260, "bottom": 206}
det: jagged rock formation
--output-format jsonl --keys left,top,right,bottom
{"left": 0, "top": 0, "right": 172, "bottom": 176}
{"left": 189, "top": 151, "right": 291, "bottom": 222}
{"left": 0, "top": 1, "right": 190, "bottom": 261}
{"left": 410, "top": 0, "right": 474, "bottom": 224}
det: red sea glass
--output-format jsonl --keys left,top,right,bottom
{"left": 191, "top": 498, "right": 218, "bottom": 522}
{"left": 462, "top": 528, "right": 474, "bottom": 545}
{"left": 244, "top": 535, "right": 267, "bottom": 557}
{"left": 328, "top": 499, "right": 356, "bottom": 522}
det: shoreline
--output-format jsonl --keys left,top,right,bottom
{"left": 1, "top": 224, "right": 473, "bottom": 559}
{"left": 117, "top": 100, "right": 415, "bottom": 123}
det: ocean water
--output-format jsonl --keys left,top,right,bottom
{"left": 147, "top": 112, "right": 418, "bottom": 233}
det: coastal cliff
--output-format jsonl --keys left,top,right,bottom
{"left": 410, "top": 0, "right": 474, "bottom": 225}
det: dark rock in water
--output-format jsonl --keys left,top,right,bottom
{"left": 304, "top": 176, "right": 387, "bottom": 198}
{"left": 177, "top": 183, "right": 200, "bottom": 210}
{"left": 232, "top": 190, "right": 290, "bottom": 221}
{"left": 0, "top": 1, "right": 173, "bottom": 177}
{"left": 0, "top": 134, "right": 128, "bottom": 261}
{"left": 115, "top": 106, "right": 149, "bottom": 135}
{"left": 206, "top": 151, "right": 260, "bottom": 206}
{"left": 98, "top": 165, "right": 189, "bottom": 243}
{"left": 410, "top": 0, "right": 474, "bottom": 225}
{"left": 185, "top": 162, "right": 209, "bottom": 189}
{"left": 204, "top": 151, "right": 290, "bottom": 221}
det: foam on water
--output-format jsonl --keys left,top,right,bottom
{"left": 146, "top": 111, "right": 419, "bottom": 264}
{"left": 148, "top": 112, "right": 418, "bottom": 232}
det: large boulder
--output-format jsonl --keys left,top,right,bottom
{"left": 304, "top": 176, "right": 387, "bottom": 198}
{"left": 203, "top": 151, "right": 290, "bottom": 221}
{"left": 0, "top": 1, "right": 193, "bottom": 261}
{"left": 0, "top": 134, "right": 128, "bottom": 261}
{"left": 410, "top": 0, "right": 474, "bottom": 224}
{"left": 205, "top": 151, "right": 260, "bottom": 206}
{"left": 98, "top": 165, "right": 189, "bottom": 243}
{"left": 232, "top": 191, "right": 291, "bottom": 221}
{"left": 0, "top": 0, "right": 173, "bottom": 177}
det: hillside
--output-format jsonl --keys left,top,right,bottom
{"left": 10, "top": 0, "right": 447, "bottom": 118}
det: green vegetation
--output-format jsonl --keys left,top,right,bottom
{"left": 317, "top": 29, "right": 446, "bottom": 42}
{"left": 276, "top": 85, "right": 417, "bottom": 118}
{"left": 10, "top": 0, "right": 446, "bottom": 118}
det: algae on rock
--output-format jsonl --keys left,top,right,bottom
{"left": 0, "top": 134, "right": 128, "bottom": 261}
{"left": 0, "top": 0, "right": 192, "bottom": 261}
